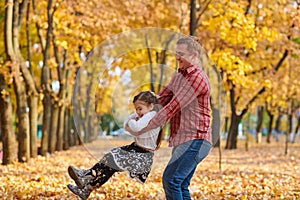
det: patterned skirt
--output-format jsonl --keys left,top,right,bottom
{"left": 100, "top": 142, "right": 154, "bottom": 183}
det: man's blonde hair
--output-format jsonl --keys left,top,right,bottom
{"left": 176, "top": 36, "right": 203, "bottom": 56}
{"left": 177, "top": 36, "right": 205, "bottom": 65}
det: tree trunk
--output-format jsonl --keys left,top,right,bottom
{"left": 285, "top": 113, "right": 293, "bottom": 155}
{"left": 63, "top": 67, "right": 72, "bottom": 149}
{"left": 28, "top": 96, "right": 38, "bottom": 158}
{"left": 266, "top": 111, "right": 274, "bottom": 143}
{"left": 145, "top": 33, "right": 154, "bottom": 92}
{"left": 13, "top": 77, "right": 30, "bottom": 162}
{"left": 5, "top": 0, "right": 31, "bottom": 162}
{"left": 56, "top": 92, "right": 65, "bottom": 151}
{"left": 41, "top": 93, "right": 51, "bottom": 156}
{"left": 52, "top": 38, "right": 67, "bottom": 152}
{"left": 212, "top": 105, "right": 220, "bottom": 147}
{"left": 224, "top": 116, "right": 229, "bottom": 134}
{"left": 158, "top": 33, "right": 175, "bottom": 92}
{"left": 255, "top": 106, "right": 264, "bottom": 143}
{"left": 225, "top": 47, "right": 288, "bottom": 149}
{"left": 190, "top": 0, "right": 197, "bottom": 36}
{"left": 26, "top": 0, "right": 38, "bottom": 158}
{"left": 48, "top": 102, "right": 59, "bottom": 153}
{"left": 225, "top": 82, "right": 244, "bottom": 149}
{"left": 291, "top": 116, "right": 299, "bottom": 143}
{"left": 225, "top": 113, "right": 242, "bottom": 149}
{"left": 63, "top": 107, "right": 70, "bottom": 149}
{"left": 56, "top": 103, "right": 65, "bottom": 151}
{"left": 275, "top": 114, "right": 282, "bottom": 134}
{"left": 41, "top": 0, "right": 54, "bottom": 156}
{"left": 0, "top": 74, "right": 16, "bottom": 164}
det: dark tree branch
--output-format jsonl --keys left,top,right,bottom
{"left": 245, "top": 66, "right": 268, "bottom": 76}
{"left": 196, "top": 0, "right": 212, "bottom": 27}
{"left": 18, "top": 0, "right": 28, "bottom": 27}
{"left": 245, "top": 0, "right": 252, "bottom": 15}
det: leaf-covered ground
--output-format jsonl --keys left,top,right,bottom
{"left": 1, "top": 139, "right": 300, "bottom": 200}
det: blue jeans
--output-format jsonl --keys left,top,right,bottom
{"left": 162, "top": 139, "right": 212, "bottom": 200}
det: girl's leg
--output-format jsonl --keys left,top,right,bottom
{"left": 68, "top": 166, "right": 94, "bottom": 189}
{"left": 67, "top": 162, "right": 119, "bottom": 199}
{"left": 89, "top": 162, "right": 119, "bottom": 187}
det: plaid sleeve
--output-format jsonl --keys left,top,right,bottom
{"left": 157, "top": 77, "right": 174, "bottom": 106}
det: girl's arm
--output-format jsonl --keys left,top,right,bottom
{"left": 127, "top": 111, "right": 156, "bottom": 132}
{"left": 123, "top": 113, "right": 138, "bottom": 127}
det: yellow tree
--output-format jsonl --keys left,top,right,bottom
{"left": 4, "top": 0, "right": 35, "bottom": 162}
{"left": 0, "top": 0, "right": 16, "bottom": 164}
{"left": 32, "top": 0, "right": 128, "bottom": 150}
{"left": 197, "top": 0, "right": 295, "bottom": 149}
{"left": 81, "top": 1, "right": 183, "bottom": 134}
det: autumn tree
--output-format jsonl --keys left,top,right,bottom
{"left": 4, "top": 0, "right": 34, "bottom": 162}
{"left": 197, "top": 0, "right": 299, "bottom": 149}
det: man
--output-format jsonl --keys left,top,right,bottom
{"left": 126, "top": 36, "right": 212, "bottom": 200}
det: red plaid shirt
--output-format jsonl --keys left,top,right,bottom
{"left": 146, "top": 65, "right": 212, "bottom": 146}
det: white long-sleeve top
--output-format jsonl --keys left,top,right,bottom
{"left": 124, "top": 111, "right": 160, "bottom": 150}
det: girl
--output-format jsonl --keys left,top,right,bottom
{"left": 67, "top": 91, "right": 162, "bottom": 200}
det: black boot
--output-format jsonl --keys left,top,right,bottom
{"left": 67, "top": 184, "right": 92, "bottom": 200}
{"left": 68, "top": 166, "right": 94, "bottom": 189}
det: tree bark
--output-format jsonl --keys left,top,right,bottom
{"left": 285, "top": 113, "right": 293, "bottom": 155}
{"left": 32, "top": 0, "right": 46, "bottom": 50}
{"left": 225, "top": 112, "right": 242, "bottom": 149}
{"left": 28, "top": 96, "right": 38, "bottom": 157}
{"left": 13, "top": 78, "right": 30, "bottom": 162}
{"left": 145, "top": 33, "right": 154, "bottom": 92}
{"left": 189, "top": 0, "right": 212, "bottom": 36}
{"left": 224, "top": 116, "right": 229, "bottom": 133}
{"left": 55, "top": 71, "right": 67, "bottom": 151}
{"left": 212, "top": 101, "right": 220, "bottom": 147}
{"left": 255, "top": 106, "right": 264, "bottom": 143}
{"left": 56, "top": 103, "right": 66, "bottom": 151}
{"left": 266, "top": 109, "right": 274, "bottom": 143}
{"left": 48, "top": 102, "right": 59, "bottom": 153}
{"left": 5, "top": 0, "right": 31, "bottom": 162}
{"left": 190, "top": 0, "right": 197, "bottom": 36}
{"left": 26, "top": 0, "right": 38, "bottom": 158}
{"left": 64, "top": 107, "right": 71, "bottom": 149}
{"left": 41, "top": 0, "right": 54, "bottom": 156}
{"left": 274, "top": 114, "right": 282, "bottom": 135}
{"left": 63, "top": 67, "right": 73, "bottom": 149}
{"left": 158, "top": 33, "right": 176, "bottom": 92}
{"left": 225, "top": 80, "right": 248, "bottom": 149}
{"left": 0, "top": 74, "right": 16, "bottom": 164}
{"left": 291, "top": 116, "right": 299, "bottom": 143}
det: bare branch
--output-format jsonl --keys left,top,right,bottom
{"left": 196, "top": 0, "right": 212, "bottom": 27}
{"left": 18, "top": 0, "right": 28, "bottom": 27}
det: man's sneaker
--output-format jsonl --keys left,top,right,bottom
{"left": 67, "top": 184, "right": 92, "bottom": 200}
{"left": 68, "top": 166, "right": 94, "bottom": 188}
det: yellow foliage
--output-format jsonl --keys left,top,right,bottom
{"left": 263, "top": 79, "right": 272, "bottom": 89}
{"left": 0, "top": 140, "right": 299, "bottom": 199}
{"left": 1, "top": 89, "right": 9, "bottom": 99}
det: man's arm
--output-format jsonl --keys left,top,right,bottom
{"left": 140, "top": 73, "right": 206, "bottom": 133}
{"left": 157, "top": 86, "right": 173, "bottom": 107}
